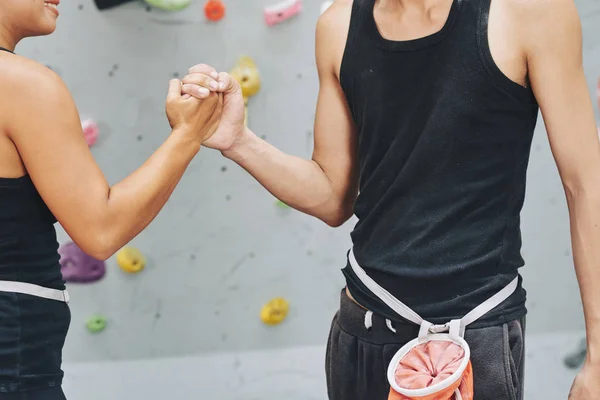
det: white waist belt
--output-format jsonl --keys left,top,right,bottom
{"left": 348, "top": 248, "right": 517, "bottom": 336}
{"left": 0, "top": 280, "right": 70, "bottom": 303}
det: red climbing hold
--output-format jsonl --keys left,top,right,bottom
{"left": 204, "top": 0, "right": 225, "bottom": 21}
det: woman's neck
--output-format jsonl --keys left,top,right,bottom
{"left": 0, "top": 26, "right": 18, "bottom": 52}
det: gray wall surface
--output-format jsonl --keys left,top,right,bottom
{"left": 14, "top": 0, "right": 600, "bottom": 364}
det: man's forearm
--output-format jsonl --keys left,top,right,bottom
{"left": 222, "top": 127, "right": 348, "bottom": 226}
{"left": 567, "top": 190, "right": 600, "bottom": 363}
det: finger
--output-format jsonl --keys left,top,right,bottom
{"left": 187, "top": 63, "right": 219, "bottom": 79}
{"left": 166, "top": 79, "right": 182, "bottom": 102}
{"left": 216, "top": 72, "right": 241, "bottom": 94}
{"left": 181, "top": 83, "right": 210, "bottom": 99}
{"left": 182, "top": 73, "right": 219, "bottom": 91}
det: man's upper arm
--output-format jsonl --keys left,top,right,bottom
{"left": 523, "top": 0, "right": 600, "bottom": 191}
{"left": 312, "top": 0, "right": 359, "bottom": 209}
{"left": 7, "top": 63, "right": 111, "bottom": 245}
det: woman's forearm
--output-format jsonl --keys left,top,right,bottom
{"left": 92, "top": 129, "right": 200, "bottom": 258}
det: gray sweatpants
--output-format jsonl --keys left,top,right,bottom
{"left": 325, "top": 290, "right": 525, "bottom": 400}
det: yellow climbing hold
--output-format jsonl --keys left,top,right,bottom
{"left": 116, "top": 247, "right": 146, "bottom": 273}
{"left": 229, "top": 56, "right": 261, "bottom": 127}
{"left": 260, "top": 297, "right": 289, "bottom": 325}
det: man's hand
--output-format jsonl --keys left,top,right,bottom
{"left": 182, "top": 65, "right": 247, "bottom": 153}
{"left": 175, "top": 0, "right": 357, "bottom": 228}
{"left": 569, "top": 363, "right": 600, "bottom": 399}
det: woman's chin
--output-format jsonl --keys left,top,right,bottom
{"left": 37, "top": 19, "right": 57, "bottom": 35}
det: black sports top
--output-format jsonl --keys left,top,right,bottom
{"left": 340, "top": 0, "right": 539, "bottom": 328}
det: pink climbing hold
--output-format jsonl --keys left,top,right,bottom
{"left": 58, "top": 241, "right": 106, "bottom": 283}
{"left": 81, "top": 118, "right": 99, "bottom": 146}
{"left": 264, "top": 0, "right": 302, "bottom": 26}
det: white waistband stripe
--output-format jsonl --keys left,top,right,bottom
{"left": 0, "top": 280, "right": 69, "bottom": 303}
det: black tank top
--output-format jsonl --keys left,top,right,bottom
{"left": 341, "top": 0, "right": 539, "bottom": 328}
{"left": 0, "top": 47, "right": 64, "bottom": 290}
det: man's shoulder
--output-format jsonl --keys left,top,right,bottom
{"left": 504, "top": 0, "right": 580, "bottom": 40}
{"left": 317, "top": 0, "right": 353, "bottom": 38}
{"left": 316, "top": 0, "right": 354, "bottom": 75}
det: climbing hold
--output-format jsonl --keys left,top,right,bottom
{"left": 320, "top": 1, "right": 333, "bottom": 14}
{"left": 116, "top": 247, "right": 146, "bottom": 273}
{"left": 144, "top": 0, "right": 192, "bottom": 11}
{"left": 229, "top": 56, "right": 261, "bottom": 127}
{"left": 204, "top": 0, "right": 225, "bottom": 21}
{"left": 230, "top": 56, "right": 261, "bottom": 99}
{"left": 86, "top": 315, "right": 107, "bottom": 333}
{"left": 58, "top": 241, "right": 106, "bottom": 283}
{"left": 564, "top": 338, "right": 587, "bottom": 369}
{"left": 44, "top": 64, "right": 62, "bottom": 76}
{"left": 260, "top": 297, "right": 289, "bottom": 325}
{"left": 264, "top": 0, "right": 302, "bottom": 26}
{"left": 81, "top": 118, "right": 99, "bottom": 147}
{"left": 275, "top": 199, "right": 290, "bottom": 209}
{"left": 92, "top": 0, "right": 135, "bottom": 10}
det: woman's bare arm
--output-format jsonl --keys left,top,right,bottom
{"left": 5, "top": 60, "right": 221, "bottom": 260}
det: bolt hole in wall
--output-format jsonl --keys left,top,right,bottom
{"left": 14, "top": 0, "right": 600, "bottom": 399}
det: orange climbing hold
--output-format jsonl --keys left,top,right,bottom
{"left": 204, "top": 0, "right": 225, "bottom": 21}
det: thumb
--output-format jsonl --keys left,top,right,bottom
{"left": 167, "top": 79, "right": 183, "bottom": 102}
{"left": 217, "top": 72, "right": 241, "bottom": 95}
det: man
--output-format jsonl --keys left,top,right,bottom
{"left": 181, "top": 0, "right": 600, "bottom": 398}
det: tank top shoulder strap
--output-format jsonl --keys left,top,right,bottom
{"left": 474, "top": 0, "right": 537, "bottom": 101}
{"left": 343, "top": 0, "right": 374, "bottom": 54}
{"left": 339, "top": 0, "right": 374, "bottom": 92}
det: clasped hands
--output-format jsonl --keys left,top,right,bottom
{"left": 178, "top": 63, "right": 247, "bottom": 153}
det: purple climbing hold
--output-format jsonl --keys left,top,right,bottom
{"left": 58, "top": 241, "right": 106, "bottom": 283}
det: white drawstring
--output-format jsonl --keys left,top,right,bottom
{"left": 386, "top": 319, "right": 397, "bottom": 333}
{"left": 364, "top": 311, "right": 373, "bottom": 329}
{"left": 363, "top": 310, "right": 397, "bottom": 334}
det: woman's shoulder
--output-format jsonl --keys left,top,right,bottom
{"left": 0, "top": 53, "right": 74, "bottom": 139}
{"left": 0, "top": 52, "right": 66, "bottom": 97}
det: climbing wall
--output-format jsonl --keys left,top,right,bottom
{"left": 13, "top": 0, "right": 600, "bottom": 369}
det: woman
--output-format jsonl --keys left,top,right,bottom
{"left": 0, "top": 0, "right": 223, "bottom": 398}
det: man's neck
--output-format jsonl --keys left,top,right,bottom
{"left": 377, "top": 0, "right": 449, "bottom": 12}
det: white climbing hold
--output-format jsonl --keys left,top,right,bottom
{"left": 320, "top": 1, "right": 333, "bottom": 14}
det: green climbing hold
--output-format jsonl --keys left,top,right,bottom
{"left": 144, "top": 0, "right": 192, "bottom": 11}
{"left": 86, "top": 315, "right": 107, "bottom": 333}
{"left": 275, "top": 200, "right": 290, "bottom": 209}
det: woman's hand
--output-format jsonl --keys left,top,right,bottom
{"left": 165, "top": 78, "right": 223, "bottom": 146}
